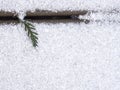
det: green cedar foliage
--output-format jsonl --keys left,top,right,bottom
{"left": 20, "top": 19, "right": 38, "bottom": 47}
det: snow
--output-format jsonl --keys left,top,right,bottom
{"left": 1, "top": 0, "right": 120, "bottom": 20}
{"left": 0, "top": 0, "right": 120, "bottom": 89}
{"left": 0, "top": 21, "right": 120, "bottom": 90}
{"left": 79, "top": 11, "right": 120, "bottom": 22}
{"left": 18, "top": 11, "right": 26, "bottom": 20}
{"left": 0, "top": 0, "right": 120, "bottom": 13}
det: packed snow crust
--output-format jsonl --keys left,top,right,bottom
{"left": 0, "top": 21, "right": 120, "bottom": 90}
{"left": 79, "top": 12, "right": 120, "bottom": 22}
{"left": 0, "top": 0, "right": 120, "bottom": 13}
{"left": 0, "top": 0, "right": 120, "bottom": 90}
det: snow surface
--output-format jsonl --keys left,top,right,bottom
{"left": 79, "top": 11, "right": 120, "bottom": 23}
{"left": 0, "top": 0, "right": 120, "bottom": 13}
{"left": 0, "top": 21, "right": 120, "bottom": 90}
{"left": 0, "top": 0, "right": 120, "bottom": 90}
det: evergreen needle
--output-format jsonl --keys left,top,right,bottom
{"left": 20, "top": 19, "right": 38, "bottom": 47}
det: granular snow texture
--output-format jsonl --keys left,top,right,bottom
{"left": 0, "top": 0, "right": 120, "bottom": 13}
{"left": 0, "top": 22, "right": 120, "bottom": 90}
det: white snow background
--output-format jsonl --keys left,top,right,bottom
{"left": 0, "top": 0, "right": 120, "bottom": 90}
{"left": 0, "top": 0, "right": 120, "bottom": 13}
{"left": 0, "top": 21, "right": 120, "bottom": 90}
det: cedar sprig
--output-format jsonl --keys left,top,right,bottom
{"left": 20, "top": 19, "right": 38, "bottom": 47}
